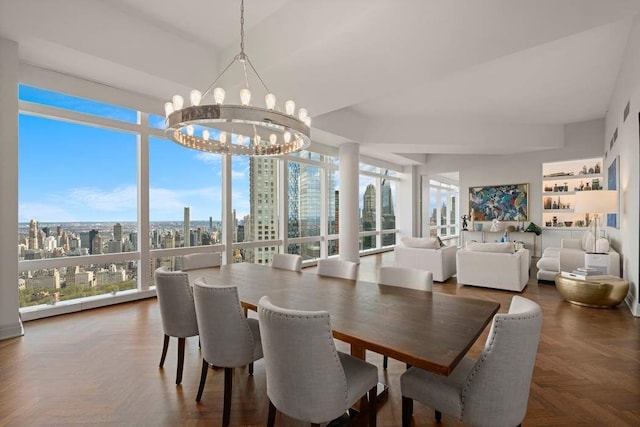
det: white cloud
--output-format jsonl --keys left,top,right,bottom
{"left": 19, "top": 202, "right": 78, "bottom": 223}
{"left": 66, "top": 185, "right": 138, "bottom": 212}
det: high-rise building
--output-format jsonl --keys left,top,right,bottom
{"left": 381, "top": 180, "right": 396, "bottom": 246}
{"left": 91, "top": 233, "right": 103, "bottom": 255}
{"left": 89, "top": 229, "right": 100, "bottom": 254}
{"left": 249, "top": 157, "right": 278, "bottom": 264}
{"left": 362, "top": 183, "right": 376, "bottom": 249}
{"left": 113, "top": 223, "right": 122, "bottom": 242}
{"left": 287, "top": 162, "right": 300, "bottom": 254}
{"left": 183, "top": 207, "right": 190, "bottom": 248}
{"left": 28, "top": 219, "right": 38, "bottom": 250}
{"left": 298, "top": 163, "right": 321, "bottom": 259}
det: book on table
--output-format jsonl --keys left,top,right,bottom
{"left": 560, "top": 271, "right": 610, "bottom": 281}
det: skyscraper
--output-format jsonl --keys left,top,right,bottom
{"left": 381, "top": 180, "right": 396, "bottom": 245}
{"left": 249, "top": 157, "right": 278, "bottom": 264}
{"left": 28, "top": 219, "right": 38, "bottom": 250}
{"left": 113, "top": 223, "right": 122, "bottom": 242}
{"left": 183, "top": 207, "right": 190, "bottom": 248}
{"left": 362, "top": 183, "right": 376, "bottom": 249}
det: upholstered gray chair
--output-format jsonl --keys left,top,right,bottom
{"left": 400, "top": 296, "right": 543, "bottom": 427}
{"left": 378, "top": 266, "right": 433, "bottom": 369}
{"left": 154, "top": 267, "right": 199, "bottom": 385}
{"left": 317, "top": 259, "right": 358, "bottom": 280}
{"left": 258, "top": 296, "right": 378, "bottom": 427}
{"left": 192, "top": 278, "right": 263, "bottom": 427}
{"left": 181, "top": 252, "right": 221, "bottom": 271}
{"left": 271, "top": 253, "right": 302, "bottom": 272}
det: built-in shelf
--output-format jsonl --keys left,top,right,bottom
{"left": 542, "top": 173, "right": 602, "bottom": 181}
{"left": 543, "top": 209, "right": 574, "bottom": 213}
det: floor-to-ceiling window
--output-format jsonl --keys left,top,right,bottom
{"left": 425, "top": 179, "right": 459, "bottom": 239}
{"left": 16, "top": 79, "right": 403, "bottom": 317}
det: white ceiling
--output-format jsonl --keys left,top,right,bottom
{"left": 1, "top": 0, "right": 639, "bottom": 165}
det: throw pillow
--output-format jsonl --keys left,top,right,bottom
{"left": 465, "top": 241, "right": 515, "bottom": 253}
{"left": 401, "top": 237, "right": 440, "bottom": 249}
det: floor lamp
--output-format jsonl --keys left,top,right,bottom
{"left": 574, "top": 190, "right": 618, "bottom": 253}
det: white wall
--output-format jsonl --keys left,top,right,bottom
{"left": 604, "top": 15, "right": 640, "bottom": 316}
{"left": 417, "top": 118, "right": 605, "bottom": 256}
{"left": 0, "top": 37, "right": 23, "bottom": 339}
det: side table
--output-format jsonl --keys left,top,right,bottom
{"left": 584, "top": 252, "right": 610, "bottom": 274}
{"left": 555, "top": 273, "right": 629, "bottom": 308}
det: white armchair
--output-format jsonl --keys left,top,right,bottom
{"left": 457, "top": 244, "right": 530, "bottom": 292}
{"left": 394, "top": 244, "right": 457, "bottom": 282}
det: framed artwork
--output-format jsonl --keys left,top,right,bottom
{"left": 607, "top": 156, "right": 619, "bottom": 228}
{"left": 469, "top": 183, "right": 529, "bottom": 221}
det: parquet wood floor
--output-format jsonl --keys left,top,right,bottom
{"left": 1, "top": 253, "right": 639, "bottom": 426}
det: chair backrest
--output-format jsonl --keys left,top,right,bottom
{"left": 153, "top": 267, "right": 199, "bottom": 338}
{"left": 317, "top": 259, "right": 358, "bottom": 280}
{"left": 271, "top": 253, "right": 302, "bottom": 272}
{"left": 378, "top": 266, "right": 433, "bottom": 291}
{"left": 462, "top": 296, "right": 543, "bottom": 426}
{"left": 258, "top": 296, "right": 349, "bottom": 423}
{"left": 192, "top": 278, "right": 257, "bottom": 367}
{"left": 181, "top": 252, "right": 222, "bottom": 271}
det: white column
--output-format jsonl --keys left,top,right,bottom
{"left": 0, "top": 37, "right": 23, "bottom": 340}
{"left": 221, "top": 155, "right": 233, "bottom": 265}
{"left": 339, "top": 143, "right": 360, "bottom": 264}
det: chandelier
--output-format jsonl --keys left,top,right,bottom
{"left": 164, "top": 0, "right": 311, "bottom": 156}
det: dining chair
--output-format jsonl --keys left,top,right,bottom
{"left": 192, "top": 278, "right": 263, "bottom": 427}
{"left": 153, "top": 267, "right": 199, "bottom": 385}
{"left": 258, "top": 296, "right": 378, "bottom": 427}
{"left": 271, "top": 253, "right": 302, "bottom": 272}
{"left": 400, "top": 296, "right": 543, "bottom": 427}
{"left": 181, "top": 252, "right": 221, "bottom": 271}
{"left": 316, "top": 259, "right": 358, "bottom": 280}
{"left": 378, "top": 266, "right": 433, "bottom": 369}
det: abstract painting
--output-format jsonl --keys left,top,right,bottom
{"left": 469, "top": 183, "right": 529, "bottom": 221}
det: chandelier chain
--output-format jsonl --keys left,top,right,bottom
{"left": 240, "top": 0, "right": 245, "bottom": 55}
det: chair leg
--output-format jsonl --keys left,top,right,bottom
{"left": 249, "top": 362, "right": 254, "bottom": 375}
{"left": 402, "top": 396, "right": 413, "bottom": 427}
{"left": 223, "top": 367, "right": 233, "bottom": 427}
{"left": 196, "top": 359, "right": 208, "bottom": 402}
{"left": 435, "top": 409, "right": 442, "bottom": 422}
{"left": 159, "top": 334, "right": 170, "bottom": 368}
{"left": 176, "top": 337, "right": 186, "bottom": 385}
{"left": 383, "top": 355, "right": 388, "bottom": 370}
{"left": 267, "top": 399, "right": 277, "bottom": 427}
{"left": 368, "top": 385, "right": 377, "bottom": 427}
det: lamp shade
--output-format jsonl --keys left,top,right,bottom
{"left": 574, "top": 190, "right": 618, "bottom": 214}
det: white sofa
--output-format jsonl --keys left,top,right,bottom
{"left": 394, "top": 244, "right": 457, "bottom": 282}
{"left": 457, "top": 243, "right": 530, "bottom": 292}
{"left": 536, "top": 238, "right": 620, "bottom": 281}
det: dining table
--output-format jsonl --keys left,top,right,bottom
{"left": 186, "top": 262, "right": 500, "bottom": 378}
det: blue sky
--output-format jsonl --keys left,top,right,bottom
{"left": 18, "top": 85, "right": 251, "bottom": 223}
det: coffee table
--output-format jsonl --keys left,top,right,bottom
{"left": 555, "top": 273, "right": 629, "bottom": 308}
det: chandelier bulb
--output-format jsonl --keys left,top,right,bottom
{"left": 172, "top": 95, "right": 184, "bottom": 110}
{"left": 237, "top": 134, "right": 245, "bottom": 145}
{"left": 255, "top": 135, "right": 262, "bottom": 146}
{"left": 220, "top": 132, "right": 227, "bottom": 144}
{"left": 186, "top": 125, "right": 194, "bottom": 136}
{"left": 190, "top": 90, "right": 202, "bottom": 106}
{"left": 304, "top": 116, "right": 312, "bottom": 127}
{"left": 298, "top": 108, "right": 308, "bottom": 121}
{"left": 285, "top": 100, "right": 296, "bottom": 116}
{"left": 283, "top": 131, "right": 292, "bottom": 143}
{"left": 269, "top": 134, "right": 277, "bottom": 145}
{"left": 164, "top": 102, "right": 174, "bottom": 117}
{"left": 213, "top": 87, "right": 225, "bottom": 105}
{"left": 240, "top": 89, "right": 251, "bottom": 106}
{"left": 265, "top": 93, "right": 276, "bottom": 110}
{"left": 203, "top": 129, "right": 210, "bottom": 141}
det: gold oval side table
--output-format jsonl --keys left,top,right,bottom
{"left": 555, "top": 274, "right": 629, "bottom": 308}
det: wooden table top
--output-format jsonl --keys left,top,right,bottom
{"left": 188, "top": 263, "right": 500, "bottom": 376}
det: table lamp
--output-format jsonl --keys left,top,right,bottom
{"left": 574, "top": 190, "right": 618, "bottom": 253}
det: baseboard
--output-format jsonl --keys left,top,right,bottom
{"left": 0, "top": 320, "right": 24, "bottom": 340}
{"left": 624, "top": 293, "right": 639, "bottom": 317}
